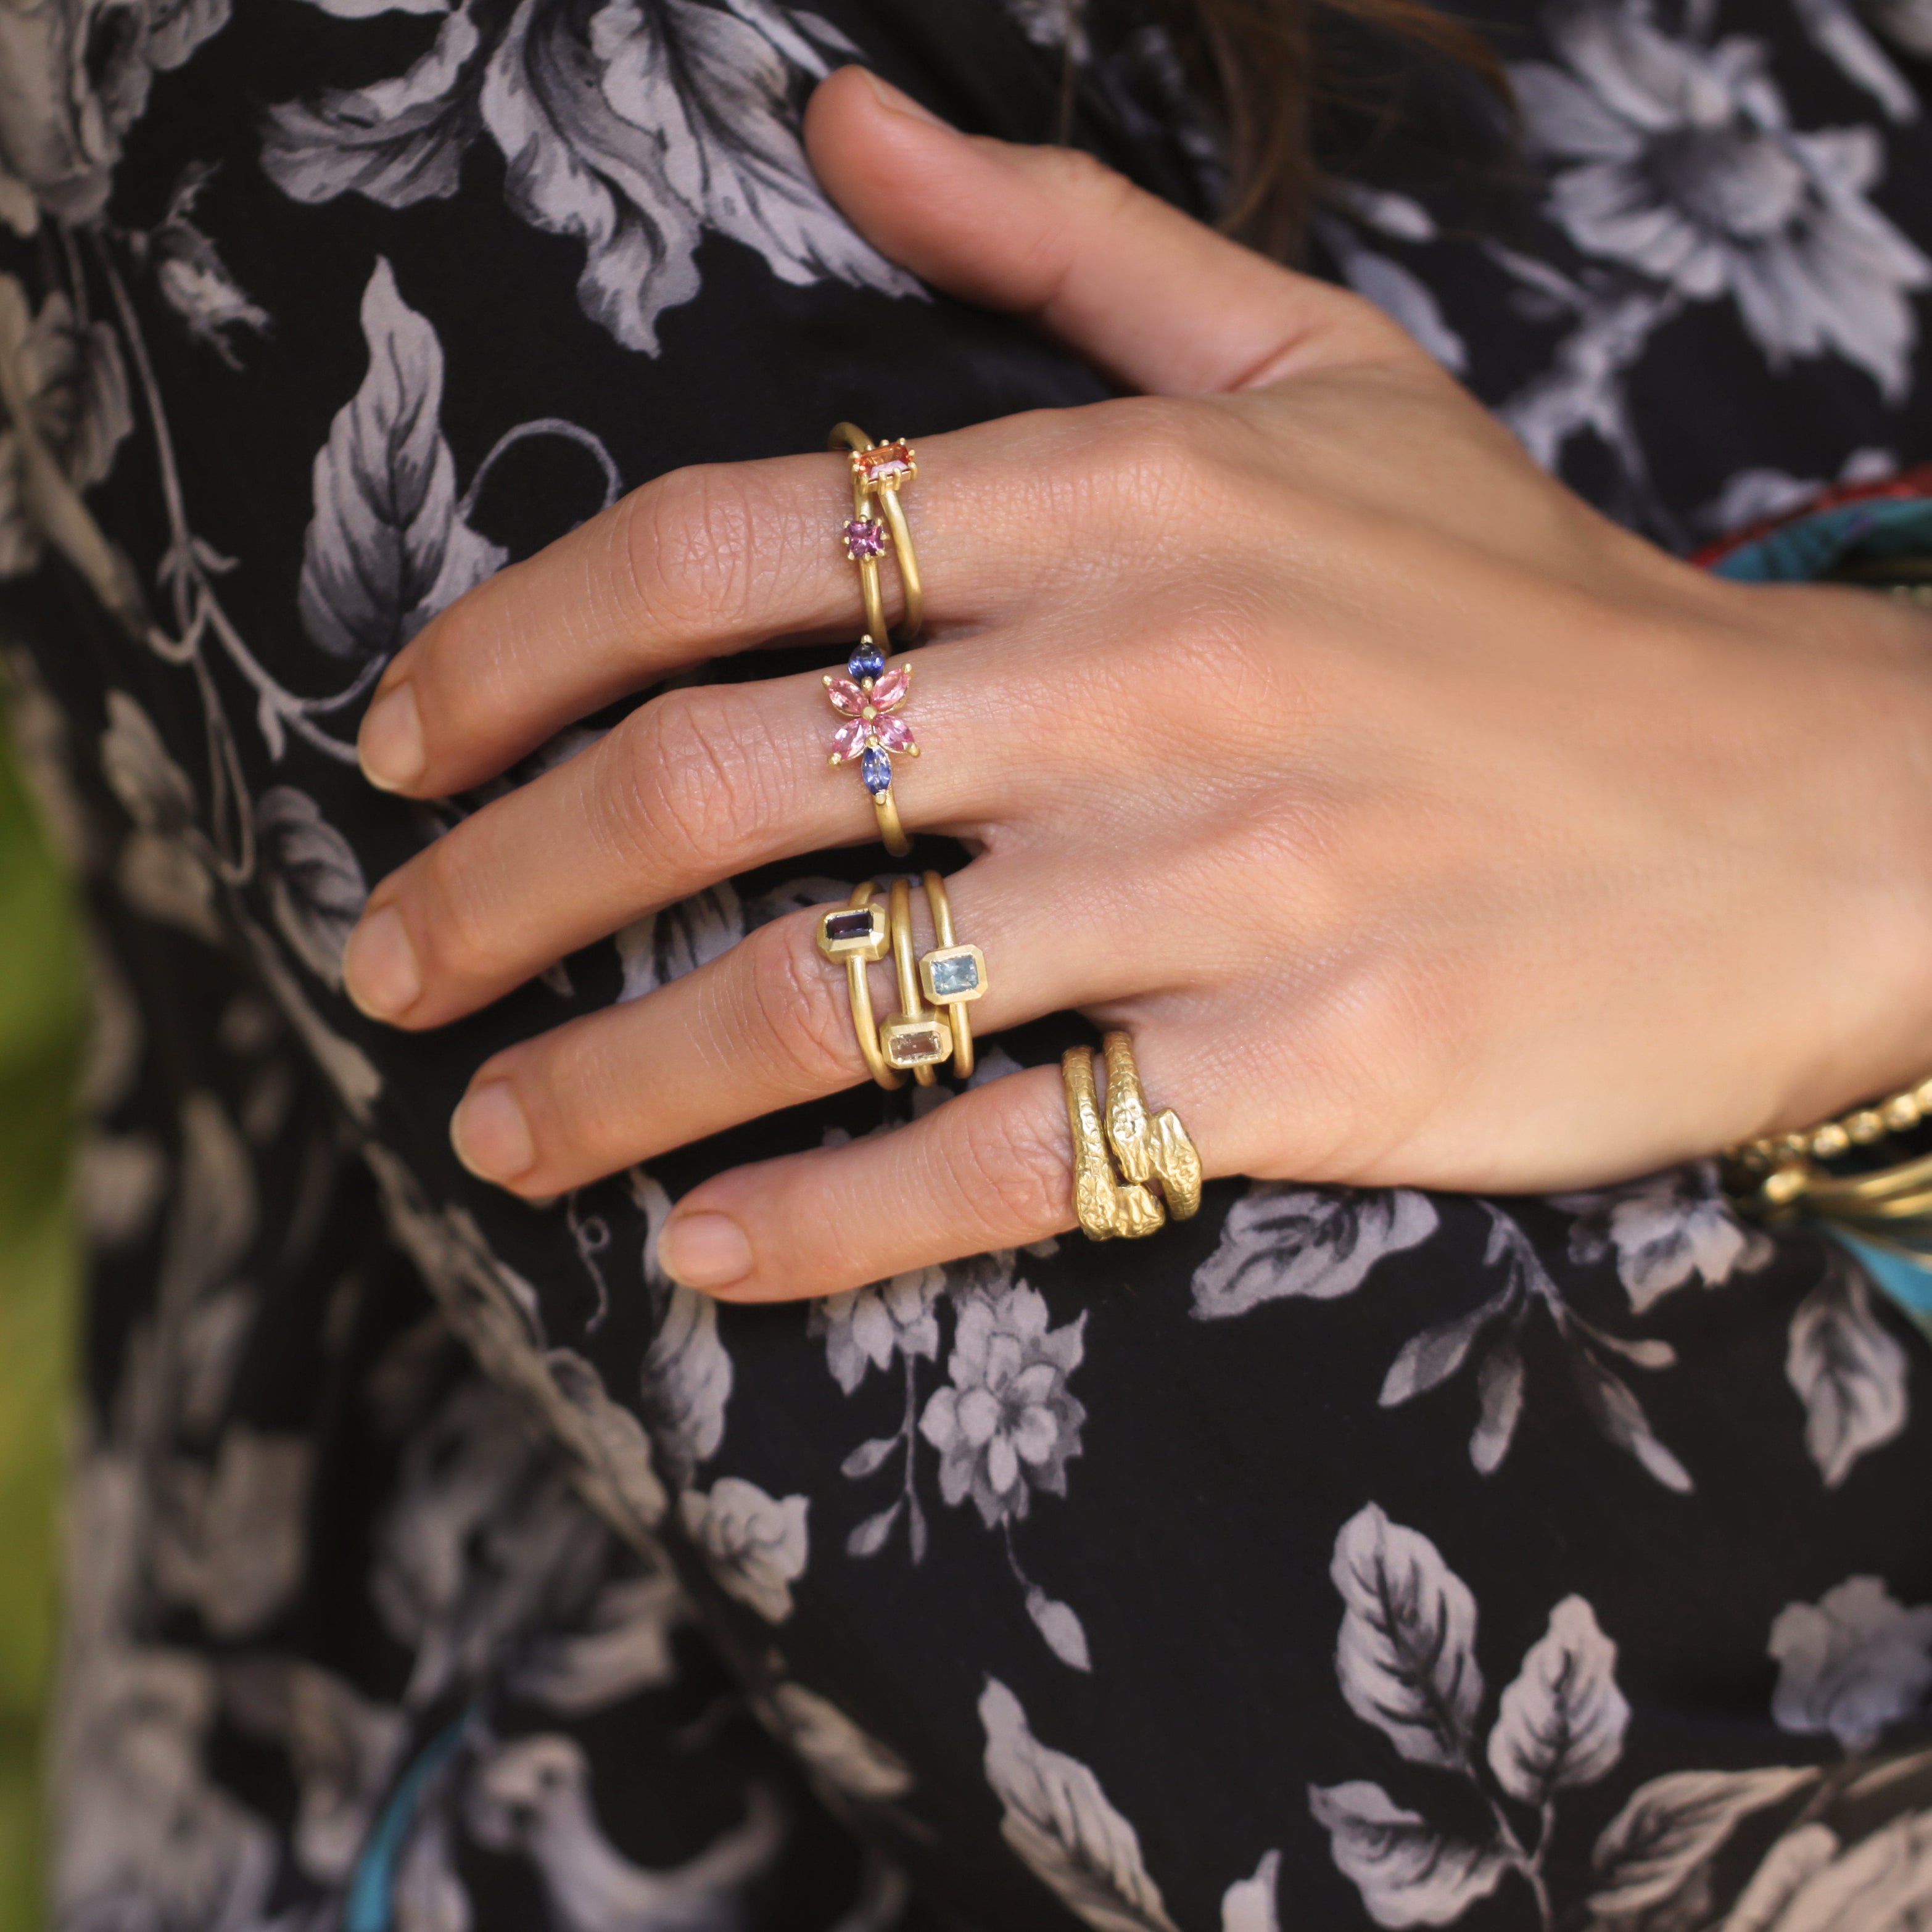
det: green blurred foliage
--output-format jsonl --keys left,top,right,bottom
{"left": 0, "top": 690, "right": 83, "bottom": 1932}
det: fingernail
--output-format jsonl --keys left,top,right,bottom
{"left": 450, "top": 1081, "right": 536, "bottom": 1183}
{"left": 359, "top": 682, "right": 426, "bottom": 792}
{"left": 861, "top": 70, "right": 951, "bottom": 129}
{"left": 342, "top": 906, "right": 422, "bottom": 1019}
{"left": 658, "top": 1212, "right": 753, "bottom": 1290}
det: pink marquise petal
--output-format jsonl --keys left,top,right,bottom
{"left": 826, "top": 676, "right": 866, "bottom": 716}
{"left": 870, "top": 667, "right": 910, "bottom": 709}
{"left": 831, "top": 719, "right": 869, "bottom": 759}
{"left": 874, "top": 716, "right": 916, "bottom": 752}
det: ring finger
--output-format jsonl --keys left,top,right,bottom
{"left": 443, "top": 858, "right": 1168, "bottom": 1196}
{"left": 341, "top": 624, "right": 1146, "bottom": 1030}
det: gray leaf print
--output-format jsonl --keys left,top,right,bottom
{"left": 263, "top": 4, "right": 485, "bottom": 206}
{"left": 268, "top": 0, "right": 918, "bottom": 355}
{"left": 617, "top": 881, "right": 744, "bottom": 1001}
{"left": 1565, "top": 1340, "right": 1692, "bottom": 1493}
{"left": 1786, "top": 1252, "right": 1911, "bottom": 1487}
{"left": 1769, "top": 1576, "right": 1932, "bottom": 1754}
{"left": 1219, "top": 1850, "right": 1282, "bottom": 1932}
{"left": 299, "top": 257, "right": 505, "bottom": 661}
{"left": 1588, "top": 1766, "right": 1817, "bottom": 1917}
{"left": 101, "top": 690, "right": 221, "bottom": 943}
{"left": 294, "top": 0, "right": 447, "bottom": 16}
{"left": 150, "top": 163, "right": 271, "bottom": 368}
{"left": 634, "top": 1168, "right": 735, "bottom": 1482}
{"left": 0, "top": 276, "right": 143, "bottom": 619}
{"left": 1191, "top": 1184, "right": 1439, "bottom": 1319}
{"left": 1307, "top": 1783, "right": 1508, "bottom": 1930}
{"left": 979, "top": 1677, "right": 1181, "bottom": 1932}
{"left": 509, "top": 1571, "right": 688, "bottom": 1714}
{"left": 255, "top": 786, "right": 366, "bottom": 989}
{"left": 677, "top": 1476, "right": 809, "bottom": 1623}
{"left": 1720, "top": 1822, "right": 1842, "bottom": 1932}
{"left": 466, "top": 1735, "right": 786, "bottom": 1920}
{"left": 1487, "top": 1596, "right": 1629, "bottom": 1806}
{"left": 1025, "top": 1587, "right": 1092, "bottom": 1674}
{"left": 1759, "top": 1807, "right": 1932, "bottom": 1930}
{"left": 151, "top": 1427, "right": 313, "bottom": 1638}
{"left": 1556, "top": 1163, "right": 1772, "bottom": 1315}
{"left": 766, "top": 1681, "right": 914, "bottom": 1801}
{"left": 1379, "top": 1286, "right": 1516, "bottom": 1408}
{"left": 638, "top": 1288, "right": 732, "bottom": 1486}
{"left": 1331, "top": 1505, "right": 1484, "bottom": 1772}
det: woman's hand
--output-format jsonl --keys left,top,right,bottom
{"left": 339, "top": 67, "right": 1932, "bottom": 1301}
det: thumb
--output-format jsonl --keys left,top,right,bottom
{"left": 803, "top": 65, "right": 1422, "bottom": 395}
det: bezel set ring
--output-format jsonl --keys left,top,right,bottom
{"left": 817, "top": 871, "right": 987, "bottom": 1088}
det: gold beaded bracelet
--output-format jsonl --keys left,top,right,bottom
{"left": 1724, "top": 1071, "right": 1932, "bottom": 1210}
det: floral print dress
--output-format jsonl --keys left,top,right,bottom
{"left": 7, "top": 0, "right": 1932, "bottom": 1927}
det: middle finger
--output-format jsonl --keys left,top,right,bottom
{"left": 342, "top": 632, "right": 1061, "bottom": 1030}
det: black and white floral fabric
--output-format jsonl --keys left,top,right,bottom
{"left": 6, "top": 0, "right": 1932, "bottom": 1925}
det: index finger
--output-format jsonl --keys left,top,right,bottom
{"left": 355, "top": 417, "right": 1065, "bottom": 800}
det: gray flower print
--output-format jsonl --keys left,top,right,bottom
{"left": 1513, "top": 0, "right": 1931, "bottom": 396}
{"left": 1770, "top": 1575, "right": 1932, "bottom": 1752}
{"left": 263, "top": 0, "right": 919, "bottom": 355}
{"left": 919, "top": 1278, "right": 1086, "bottom": 1532}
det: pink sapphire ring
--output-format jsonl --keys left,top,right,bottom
{"left": 825, "top": 637, "right": 916, "bottom": 857}
{"left": 829, "top": 423, "right": 923, "bottom": 643}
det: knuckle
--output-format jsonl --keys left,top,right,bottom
{"left": 601, "top": 687, "right": 768, "bottom": 873}
{"left": 740, "top": 917, "right": 868, "bottom": 1091}
{"left": 614, "top": 464, "right": 762, "bottom": 639}
{"left": 408, "top": 835, "right": 503, "bottom": 985}
{"left": 951, "top": 1092, "right": 1075, "bottom": 1236}
{"left": 1034, "top": 143, "right": 1136, "bottom": 217}
{"left": 1091, "top": 396, "right": 1226, "bottom": 527}
{"left": 410, "top": 584, "right": 503, "bottom": 751}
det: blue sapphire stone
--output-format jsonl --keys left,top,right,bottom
{"left": 861, "top": 747, "right": 893, "bottom": 796}
{"left": 848, "top": 640, "right": 886, "bottom": 680}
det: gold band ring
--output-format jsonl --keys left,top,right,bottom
{"left": 815, "top": 882, "right": 901, "bottom": 1091}
{"left": 918, "top": 870, "right": 986, "bottom": 1081}
{"left": 1060, "top": 1032, "right": 1201, "bottom": 1238}
{"left": 1100, "top": 1031, "right": 1202, "bottom": 1220}
{"left": 1062, "top": 1046, "right": 1166, "bottom": 1240}
{"left": 823, "top": 643, "right": 917, "bottom": 858}
{"left": 830, "top": 422, "right": 923, "bottom": 642}
{"left": 881, "top": 876, "right": 953, "bottom": 1085}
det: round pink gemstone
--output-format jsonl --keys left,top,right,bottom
{"left": 825, "top": 676, "right": 866, "bottom": 716}
{"left": 843, "top": 518, "right": 888, "bottom": 559}
{"left": 870, "top": 666, "right": 910, "bottom": 709}
{"left": 874, "top": 716, "right": 915, "bottom": 753}
{"left": 831, "top": 718, "right": 868, "bottom": 760}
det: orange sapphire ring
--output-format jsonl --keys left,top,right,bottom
{"left": 830, "top": 422, "right": 922, "bottom": 642}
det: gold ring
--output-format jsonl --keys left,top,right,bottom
{"left": 830, "top": 422, "right": 922, "bottom": 641}
{"left": 1100, "top": 1031, "right": 1202, "bottom": 1220}
{"left": 1061, "top": 1046, "right": 1165, "bottom": 1240}
{"left": 918, "top": 870, "right": 986, "bottom": 1081}
{"left": 815, "top": 882, "right": 901, "bottom": 1091}
{"left": 880, "top": 876, "right": 952, "bottom": 1085}
{"left": 823, "top": 641, "right": 917, "bottom": 858}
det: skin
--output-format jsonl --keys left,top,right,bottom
{"left": 340, "top": 67, "right": 1932, "bottom": 1302}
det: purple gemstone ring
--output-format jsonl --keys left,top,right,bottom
{"left": 829, "top": 421, "right": 923, "bottom": 644}
{"left": 824, "top": 637, "right": 916, "bottom": 857}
